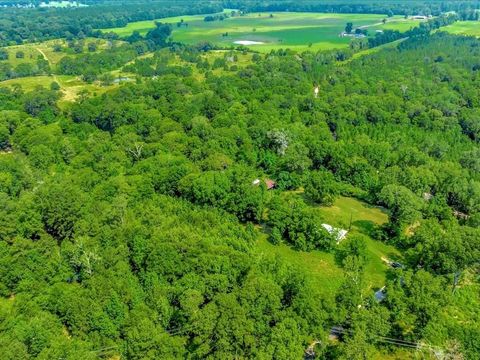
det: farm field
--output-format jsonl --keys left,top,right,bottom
{"left": 257, "top": 196, "right": 400, "bottom": 299}
{"left": 103, "top": 12, "right": 421, "bottom": 52}
{"left": 370, "top": 18, "right": 423, "bottom": 32}
{"left": 442, "top": 21, "right": 480, "bottom": 37}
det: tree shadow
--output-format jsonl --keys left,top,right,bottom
{"left": 334, "top": 247, "right": 347, "bottom": 268}
{"left": 352, "top": 219, "right": 377, "bottom": 236}
{"left": 386, "top": 251, "right": 403, "bottom": 262}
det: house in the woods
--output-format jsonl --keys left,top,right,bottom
{"left": 411, "top": 15, "right": 430, "bottom": 20}
{"left": 252, "top": 178, "right": 276, "bottom": 190}
{"left": 265, "top": 179, "right": 276, "bottom": 190}
{"left": 321, "top": 223, "right": 348, "bottom": 244}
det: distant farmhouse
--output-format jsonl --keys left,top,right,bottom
{"left": 340, "top": 32, "right": 366, "bottom": 38}
{"left": 410, "top": 15, "right": 433, "bottom": 20}
{"left": 252, "top": 178, "right": 276, "bottom": 190}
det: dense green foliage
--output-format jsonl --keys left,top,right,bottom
{"left": 0, "top": 1, "right": 220, "bottom": 46}
{"left": 226, "top": 0, "right": 480, "bottom": 17}
{"left": 0, "top": 2, "right": 479, "bottom": 356}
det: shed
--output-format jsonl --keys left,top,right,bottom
{"left": 252, "top": 178, "right": 276, "bottom": 190}
{"left": 374, "top": 286, "right": 386, "bottom": 302}
{"left": 265, "top": 179, "right": 276, "bottom": 190}
{"left": 321, "top": 224, "right": 348, "bottom": 244}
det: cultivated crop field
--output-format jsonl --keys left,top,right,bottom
{"left": 103, "top": 11, "right": 421, "bottom": 52}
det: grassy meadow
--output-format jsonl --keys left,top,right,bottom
{"left": 442, "top": 21, "right": 480, "bottom": 37}
{"left": 0, "top": 38, "right": 128, "bottom": 105}
{"left": 0, "top": 38, "right": 120, "bottom": 68}
{"left": 103, "top": 12, "right": 421, "bottom": 52}
{"left": 370, "top": 18, "right": 423, "bottom": 32}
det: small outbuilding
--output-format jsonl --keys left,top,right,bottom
{"left": 265, "top": 179, "right": 276, "bottom": 190}
{"left": 321, "top": 224, "right": 348, "bottom": 244}
{"left": 252, "top": 178, "right": 276, "bottom": 190}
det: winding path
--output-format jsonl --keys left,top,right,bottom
{"left": 35, "top": 46, "right": 61, "bottom": 85}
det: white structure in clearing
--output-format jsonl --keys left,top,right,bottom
{"left": 314, "top": 86, "right": 319, "bottom": 98}
{"left": 322, "top": 224, "right": 348, "bottom": 244}
{"left": 233, "top": 40, "right": 265, "bottom": 45}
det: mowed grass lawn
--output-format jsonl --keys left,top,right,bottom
{"left": 257, "top": 196, "right": 401, "bottom": 299}
{"left": 315, "top": 196, "right": 401, "bottom": 286}
{"left": 103, "top": 12, "right": 403, "bottom": 52}
{"left": 442, "top": 21, "right": 480, "bottom": 37}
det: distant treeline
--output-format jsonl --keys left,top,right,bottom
{"left": 0, "top": 1, "right": 479, "bottom": 46}
{"left": 0, "top": 1, "right": 222, "bottom": 46}
{"left": 366, "top": 13, "right": 458, "bottom": 48}
{"left": 226, "top": 0, "right": 480, "bottom": 17}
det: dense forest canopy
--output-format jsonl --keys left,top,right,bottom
{"left": 1, "top": 31, "right": 480, "bottom": 358}
{"left": 0, "top": 0, "right": 479, "bottom": 359}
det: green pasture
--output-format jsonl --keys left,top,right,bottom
{"left": 36, "top": 38, "right": 120, "bottom": 65}
{"left": 369, "top": 18, "right": 423, "bottom": 32}
{"left": 257, "top": 195, "right": 401, "bottom": 299}
{"left": 0, "top": 38, "right": 121, "bottom": 69}
{"left": 103, "top": 12, "right": 413, "bottom": 52}
{"left": 0, "top": 74, "right": 120, "bottom": 108}
{"left": 0, "top": 45, "right": 41, "bottom": 67}
{"left": 441, "top": 21, "right": 480, "bottom": 37}
{"left": 1, "top": 75, "right": 58, "bottom": 91}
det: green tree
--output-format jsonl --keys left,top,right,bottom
{"left": 23, "top": 87, "right": 59, "bottom": 117}
{"left": 345, "top": 22, "right": 353, "bottom": 34}
{"left": 36, "top": 180, "right": 85, "bottom": 241}
{"left": 305, "top": 170, "right": 339, "bottom": 205}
